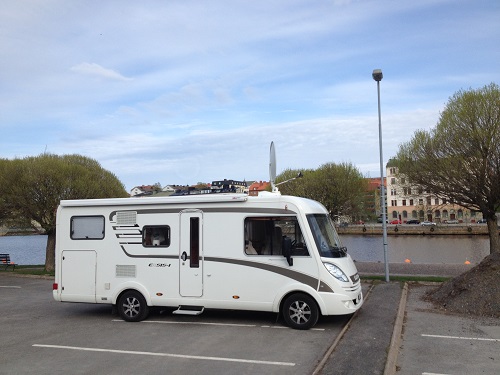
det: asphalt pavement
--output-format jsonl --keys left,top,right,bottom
{"left": 2, "top": 266, "right": 499, "bottom": 375}
{"left": 314, "top": 275, "right": 499, "bottom": 375}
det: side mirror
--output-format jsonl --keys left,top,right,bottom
{"left": 282, "top": 237, "right": 293, "bottom": 266}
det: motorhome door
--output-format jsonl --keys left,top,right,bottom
{"left": 179, "top": 210, "right": 203, "bottom": 297}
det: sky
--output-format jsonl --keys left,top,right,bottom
{"left": 1, "top": 0, "right": 499, "bottom": 192}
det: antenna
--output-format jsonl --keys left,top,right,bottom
{"left": 269, "top": 141, "right": 302, "bottom": 193}
{"left": 269, "top": 141, "right": 277, "bottom": 192}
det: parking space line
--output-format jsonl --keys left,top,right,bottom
{"left": 422, "top": 334, "right": 500, "bottom": 342}
{"left": 133, "top": 320, "right": 257, "bottom": 327}
{"left": 112, "top": 319, "right": 325, "bottom": 330}
{"left": 33, "top": 344, "right": 295, "bottom": 366}
{"left": 0, "top": 285, "right": 21, "bottom": 288}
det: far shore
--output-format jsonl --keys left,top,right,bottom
{"left": 337, "top": 223, "right": 494, "bottom": 236}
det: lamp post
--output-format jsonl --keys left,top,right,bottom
{"left": 373, "top": 69, "right": 390, "bottom": 282}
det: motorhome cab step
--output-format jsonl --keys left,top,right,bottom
{"left": 53, "top": 191, "right": 363, "bottom": 329}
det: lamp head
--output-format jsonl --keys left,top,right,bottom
{"left": 372, "top": 69, "right": 383, "bottom": 82}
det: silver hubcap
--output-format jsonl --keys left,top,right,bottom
{"left": 289, "top": 300, "right": 311, "bottom": 324}
{"left": 123, "top": 297, "right": 140, "bottom": 317}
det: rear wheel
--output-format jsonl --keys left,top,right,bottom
{"left": 282, "top": 293, "right": 319, "bottom": 330}
{"left": 118, "top": 291, "right": 149, "bottom": 322}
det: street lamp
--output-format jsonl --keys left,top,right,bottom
{"left": 373, "top": 69, "right": 390, "bottom": 282}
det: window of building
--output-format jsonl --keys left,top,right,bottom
{"left": 435, "top": 198, "right": 439, "bottom": 205}
{"left": 391, "top": 189, "right": 397, "bottom": 196}
{"left": 143, "top": 226, "right": 171, "bottom": 247}
{"left": 412, "top": 210, "right": 418, "bottom": 219}
{"left": 391, "top": 177, "right": 396, "bottom": 184}
{"left": 427, "top": 197, "right": 432, "bottom": 205}
{"left": 402, "top": 211, "right": 408, "bottom": 219}
{"left": 402, "top": 199, "right": 407, "bottom": 206}
{"left": 409, "top": 199, "right": 414, "bottom": 206}
{"left": 392, "top": 211, "right": 398, "bottom": 219}
{"left": 391, "top": 200, "right": 397, "bottom": 206}
{"left": 244, "top": 217, "right": 309, "bottom": 256}
{"left": 403, "top": 187, "right": 412, "bottom": 195}
{"left": 443, "top": 210, "right": 449, "bottom": 219}
{"left": 71, "top": 216, "right": 105, "bottom": 240}
{"left": 418, "top": 199, "right": 423, "bottom": 205}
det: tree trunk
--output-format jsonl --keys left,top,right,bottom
{"left": 45, "top": 229, "right": 56, "bottom": 273}
{"left": 487, "top": 217, "right": 500, "bottom": 254}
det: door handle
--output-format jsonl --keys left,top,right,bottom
{"left": 181, "top": 251, "right": 187, "bottom": 262}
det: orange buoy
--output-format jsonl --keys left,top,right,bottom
{"left": 464, "top": 260, "right": 471, "bottom": 265}
{"left": 405, "top": 258, "right": 411, "bottom": 263}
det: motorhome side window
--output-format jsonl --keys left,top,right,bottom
{"left": 143, "top": 226, "right": 171, "bottom": 247}
{"left": 244, "top": 217, "right": 309, "bottom": 256}
{"left": 70, "top": 216, "right": 105, "bottom": 240}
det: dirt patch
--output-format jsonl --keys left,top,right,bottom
{"left": 424, "top": 252, "right": 500, "bottom": 318}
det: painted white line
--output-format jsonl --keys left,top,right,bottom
{"left": 422, "top": 334, "right": 500, "bottom": 342}
{"left": 33, "top": 344, "right": 295, "bottom": 366}
{"left": 422, "top": 373, "right": 451, "bottom": 375}
{"left": 113, "top": 319, "right": 325, "bottom": 330}
{"left": 0, "top": 286, "right": 21, "bottom": 288}
{"left": 113, "top": 319, "right": 256, "bottom": 327}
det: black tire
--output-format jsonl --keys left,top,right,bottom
{"left": 282, "top": 293, "right": 319, "bottom": 330}
{"left": 118, "top": 290, "right": 149, "bottom": 322}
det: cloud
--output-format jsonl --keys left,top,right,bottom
{"left": 70, "top": 62, "right": 133, "bottom": 81}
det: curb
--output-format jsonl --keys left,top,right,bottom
{"left": 384, "top": 282, "right": 409, "bottom": 375}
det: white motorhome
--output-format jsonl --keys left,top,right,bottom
{"left": 53, "top": 191, "right": 363, "bottom": 329}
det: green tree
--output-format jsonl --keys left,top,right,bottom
{"left": 277, "top": 163, "right": 367, "bottom": 221}
{"left": 0, "top": 154, "right": 129, "bottom": 272}
{"left": 396, "top": 83, "right": 500, "bottom": 255}
{"left": 275, "top": 168, "right": 311, "bottom": 197}
{"left": 395, "top": 83, "right": 500, "bottom": 317}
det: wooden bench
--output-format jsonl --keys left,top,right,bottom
{"left": 0, "top": 254, "right": 16, "bottom": 271}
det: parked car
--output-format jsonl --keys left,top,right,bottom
{"left": 377, "top": 217, "right": 388, "bottom": 223}
{"left": 421, "top": 221, "right": 436, "bottom": 226}
{"left": 477, "top": 218, "right": 487, "bottom": 224}
{"left": 390, "top": 219, "right": 402, "bottom": 224}
{"left": 445, "top": 219, "right": 459, "bottom": 224}
{"left": 406, "top": 219, "right": 420, "bottom": 224}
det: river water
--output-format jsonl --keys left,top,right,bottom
{"left": 0, "top": 234, "right": 491, "bottom": 266}
{"left": 341, "top": 234, "right": 489, "bottom": 265}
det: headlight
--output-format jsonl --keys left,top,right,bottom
{"left": 323, "top": 262, "right": 349, "bottom": 282}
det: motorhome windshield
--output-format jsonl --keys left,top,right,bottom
{"left": 307, "top": 214, "right": 347, "bottom": 258}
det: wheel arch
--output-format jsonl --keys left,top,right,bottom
{"left": 273, "top": 284, "right": 325, "bottom": 316}
{"left": 112, "top": 282, "right": 152, "bottom": 306}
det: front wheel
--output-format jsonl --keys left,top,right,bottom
{"left": 118, "top": 290, "right": 149, "bottom": 322}
{"left": 282, "top": 293, "right": 319, "bottom": 330}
